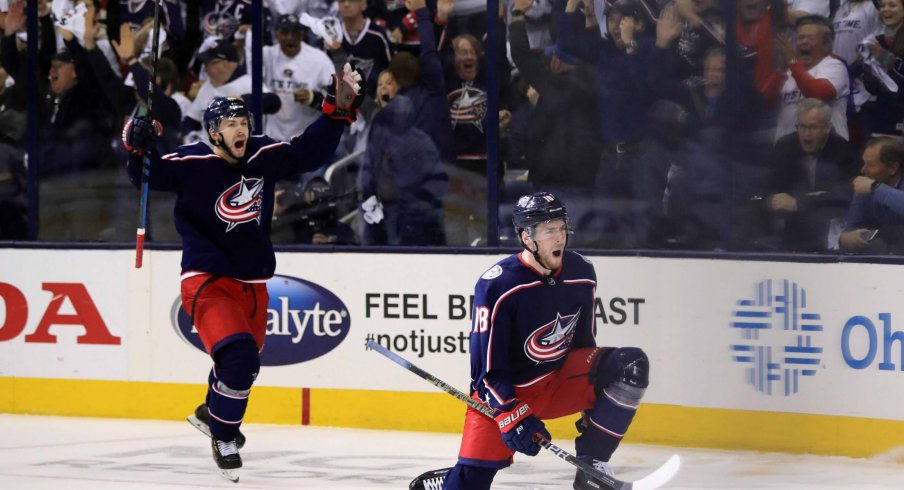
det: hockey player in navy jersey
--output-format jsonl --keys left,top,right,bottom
{"left": 121, "top": 64, "right": 363, "bottom": 482}
{"left": 433, "top": 192, "right": 650, "bottom": 490}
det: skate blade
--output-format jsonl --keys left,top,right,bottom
{"left": 187, "top": 414, "right": 212, "bottom": 438}
{"left": 219, "top": 468, "right": 240, "bottom": 483}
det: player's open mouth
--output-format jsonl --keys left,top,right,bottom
{"left": 234, "top": 140, "right": 246, "bottom": 150}
{"left": 552, "top": 250, "right": 562, "bottom": 258}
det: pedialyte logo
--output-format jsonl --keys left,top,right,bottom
{"left": 730, "top": 279, "right": 823, "bottom": 396}
{"left": 172, "top": 275, "right": 350, "bottom": 366}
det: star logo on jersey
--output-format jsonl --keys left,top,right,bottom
{"left": 449, "top": 81, "right": 487, "bottom": 132}
{"left": 215, "top": 176, "right": 265, "bottom": 231}
{"left": 523, "top": 309, "right": 580, "bottom": 364}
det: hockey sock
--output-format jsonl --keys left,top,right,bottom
{"left": 575, "top": 382, "right": 640, "bottom": 461}
{"left": 207, "top": 340, "right": 259, "bottom": 441}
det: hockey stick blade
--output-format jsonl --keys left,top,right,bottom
{"left": 367, "top": 340, "right": 681, "bottom": 489}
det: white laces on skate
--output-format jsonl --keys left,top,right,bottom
{"left": 592, "top": 460, "right": 614, "bottom": 478}
{"left": 216, "top": 440, "right": 239, "bottom": 457}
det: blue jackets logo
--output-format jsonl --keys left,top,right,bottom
{"left": 172, "top": 275, "right": 350, "bottom": 366}
{"left": 729, "top": 279, "right": 823, "bottom": 396}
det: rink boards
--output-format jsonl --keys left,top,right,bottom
{"left": 1, "top": 248, "right": 903, "bottom": 458}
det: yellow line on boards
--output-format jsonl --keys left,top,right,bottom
{"left": 1, "top": 377, "right": 900, "bottom": 458}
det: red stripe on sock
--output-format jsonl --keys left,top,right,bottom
{"left": 301, "top": 387, "right": 310, "bottom": 425}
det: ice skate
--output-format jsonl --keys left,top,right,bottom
{"left": 187, "top": 403, "right": 246, "bottom": 449}
{"left": 573, "top": 458, "right": 615, "bottom": 490}
{"left": 212, "top": 438, "right": 242, "bottom": 483}
{"left": 409, "top": 467, "right": 451, "bottom": 489}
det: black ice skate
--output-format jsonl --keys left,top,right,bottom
{"left": 573, "top": 458, "right": 615, "bottom": 490}
{"left": 211, "top": 438, "right": 242, "bottom": 483}
{"left": 187, "top": 403, "right": 246, "bottom": 449}
{"left": 409, "top": 467, "right": 451, "bottom": 489}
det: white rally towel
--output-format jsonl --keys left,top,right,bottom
{"left": 299, "top": 12, "right": 342, "bottom": 46}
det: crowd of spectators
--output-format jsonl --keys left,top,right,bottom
{"left": 4, "top": 0, "right": 904, "bottom": 255}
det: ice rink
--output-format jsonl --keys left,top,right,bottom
{"left": 1, "top": 414, "right": 902, "bottom": 489}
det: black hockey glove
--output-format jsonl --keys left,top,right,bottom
{"left": 494, "top": 400, "right": 550, "bottom": 456}
{"left": 322, "top": 62, "right": 364, "bottom": 124}
{"left": 122, "top": 116, "right": 163, "bottom": 155}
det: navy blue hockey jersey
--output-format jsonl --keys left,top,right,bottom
{"left": 126, "top": 117, "right": 344, "bottom": 280}
{"left": 470, "top": 251, "right": 597, "bottom": 410}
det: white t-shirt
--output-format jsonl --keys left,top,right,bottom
{"left": 776, "top": 56, "right": 850, "bottom": 141}
{"left": 261, "top": 43, "right": 334, "bottom": 141}
{"left": 183, "top": 73, "right": 271, "bottom": 143}
{"left": 832, "top": 0, "right": 881, "bottom": 65}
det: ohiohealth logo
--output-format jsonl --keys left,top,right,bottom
{"left": 729, "top": 279, "right": 824, "bottom": 396}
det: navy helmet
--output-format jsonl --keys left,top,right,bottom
{"left": 512, "top": 192, "right": 568, "bottom": 236}
{"left": 203, "top": 96, "right": 254, "bottom": 138}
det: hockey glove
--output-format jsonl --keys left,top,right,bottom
{"left": 122, "top": 116, "right": 163, "bottom": 155}
{"left": 494, "top": 400, "right": 550, "bottom": 456}
{"left": 322, "top": 62, "right": 364, "bottom": 124}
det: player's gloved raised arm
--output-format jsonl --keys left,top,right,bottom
{"left": 322, "top": 62, "right": 365, "bottom": 124}
{"left": 494, "top": 398, "right": 550, "bottom": 456}
{"left": 122, "top": 115, "right": 163, "bottom": 156}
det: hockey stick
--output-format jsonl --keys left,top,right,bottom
{"left": 366, "top": 340, "right": 680, "bottom": 490}
{"left": 134, "top": 0, "right": 163, "bottom": 269}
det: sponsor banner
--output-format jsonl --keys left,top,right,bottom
{"left": 0, "top": 249, "right": 129, "bottom": 379}
{"left": 4, "top": 249, "right": 904, "bottom": 422}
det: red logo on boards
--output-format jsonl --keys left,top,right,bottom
{"left": 0, "top": 282, "right": 121, "bottom": 344}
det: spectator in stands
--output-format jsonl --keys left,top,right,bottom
{"left": 832, "top": 0, "right": 881, "bottom": 67}
{"left": 670, "top": 0, "right": 726, "bottom": 82}
{"left": 1, "top": 0, "right": 52, "bottom": 118}
{"left": 80, "top": 15, "right": 182, "bottom": 151}
{"left": 558, "top": 0, "right": 654, "bottom": 199}
{"left": 447, "top": 33, "right": 490, "bottom": 168}
{"left": 736, "top": 0, "right": 784, "bottom": 107}
{"left": 506, "top": 0, "right": 601, "bottom": 192}
{"left": 857, "top": 0, "right": 904, "bottom": 139}
{"left": 357, "top": 0, "right": 449, "bottom": 246}
{"left": 182, "top": 40, "right": 282, "bottom": 142}
{"left": 2, "top": 8, "right": 117, "bottom": 179}
{"left": 840, "top": 136, "right": 904, "bottom": 253}
{"left": 774, "top": 15, "right": 849, "bottom": 142}
{"left": 443, "top": 28, "right": 512, "bottom": 246}
{"left": 116, "top": 0, "right": 184, "bottom": 46}
{"left": 333, "top": 0, "right": 393, "bottom": 96}
{"left": 832, "top": 0, "right": 881, "bottom": 147}
{"left": 762, "top": 98, "right": 859, "bottom": 252}
{"left": 368, "top": 0, "right": 420, "bottom": 52}
{"left": 256, "top": 14, "right": 335, "bottom": 141}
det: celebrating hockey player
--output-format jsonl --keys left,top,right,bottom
{"left": 423, "top": 192, "right": 650, "bottom": 490}
{"left": 121, "top": 64, "right": 363, "bottom": 482}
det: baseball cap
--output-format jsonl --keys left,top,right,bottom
{"left": 543, "top": 45, "right": 578, "bottom": 65}
{"left": 52, "top": 50, "right": 75, "bottom": 64}
{"left": 275, "top": 13, "right": 305, "bottom": 31}
{"left": 199, "top": 41, "right": 239, "bottom": 64}
{"left": 605, "top": 0, "right": 644, "bottom": 20}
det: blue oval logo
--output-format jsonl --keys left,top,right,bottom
{"left": 172, "top": 275, "right": 351, "bottom": 366}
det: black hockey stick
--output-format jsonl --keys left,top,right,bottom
{"left": 366, "top": 340, "right": 680, "bottom": 490}
{"left": 134, "top": 0, "right": 163, "bottom": 269}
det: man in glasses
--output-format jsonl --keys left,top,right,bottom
{"left": 760, "top": 98, "right": 858, "bottom": 252}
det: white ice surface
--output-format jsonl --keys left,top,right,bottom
{"left": 1, "top": 414, "right": 902, "bottom": 489}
